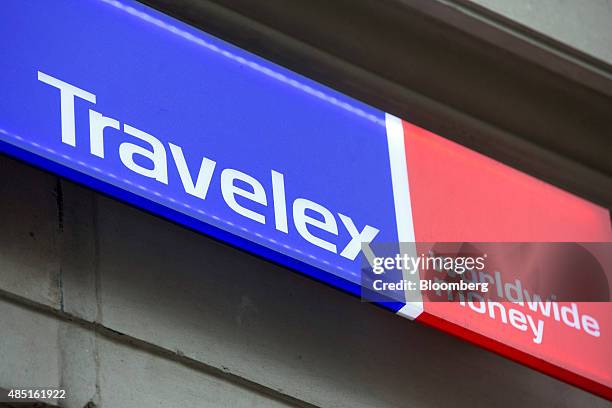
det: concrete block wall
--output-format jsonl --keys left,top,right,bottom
{"left": 0, "top": 155, "right": 609, "bottom": 407}
{"left": 471, "top": 0, "right": 612, "bottom": 65}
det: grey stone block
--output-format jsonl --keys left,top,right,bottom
{"left": 0, "top": 298, "right": 60, "bottom": 397}
{"left": 97, "top": 335, "right": 299, "bottom": 408}
{"left": 0, "top": 156, "right": 60, "bottom": 307}
{"left": 59, "top": 179, "right": 98, "bottom": 321}
{"left": 57, "top": 323, "right": 98, "bottom": 408}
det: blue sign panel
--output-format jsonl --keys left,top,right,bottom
{"left": 0, "top": 0, "right": 409, "bottom": 308}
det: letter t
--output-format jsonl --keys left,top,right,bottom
{"left": 38, "top": 71, "right": 96, "bottom": 147}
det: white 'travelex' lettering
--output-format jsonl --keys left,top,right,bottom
{"left": 169, "top": 143, "right": 216, "bottom": 200}
{"left": 89, "top": 110, "right": 119, "bottom": 158}
{"left": 221, "top": 168, "right": 267, "bottom": 224}
{"left": 271, "top": 170, "right": 288, "bottom": 233}
{"left": 120, "top": 124, "right": 168, "bottom": 184}
{"left": 38, "top": 70, "right": 382, "bottom": 259}
{"left": 38, "top": 71, "right": 96, "bottom": 147}
{"left": 293, "top": 198, "right": 337, "bottom": 253}
{"left": 338, "top": 213, "right": 380, "bottom": 260}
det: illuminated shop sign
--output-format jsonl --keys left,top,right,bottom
{"left": 1, "top": 0, "right": 610, "bottom": 399}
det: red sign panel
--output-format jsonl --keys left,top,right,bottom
{"left": 399, "top": 120, "right": 611, "bottom": 399}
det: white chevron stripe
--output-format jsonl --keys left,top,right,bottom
{"left": 385, "top": 114, "right": 423, "bottom": 320}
